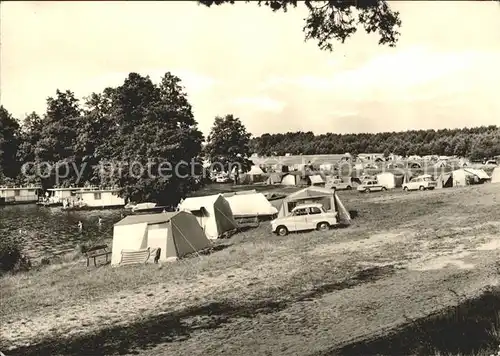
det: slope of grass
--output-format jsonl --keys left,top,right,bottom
{"left": 2, "top": 183, "right": 500, "bottom": 355}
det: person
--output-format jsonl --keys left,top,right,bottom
{"left": 78, "top": 221, "right": 83, "bottom": 230}
{"left": 98, "top": 217, "right": 102, "bottom": 225}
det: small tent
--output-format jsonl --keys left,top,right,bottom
{"left": 307, "top": 174, "right": 325, "bottom": 186}
{"left": 437, "top": 172, "right": 453, "bottom": 188}
{"left": 266, "top": 173, "right": 282, "bottom": 185}
{"left": 223, "top": 192, "right": 278, "bottom": 218}
{"left": 247, "top": 165, "right": 264, "bottom": 175}
{"left": 452, "top": 168, "right": 490, "bottom": 186}
{"left": 111, "top": 212, "right": 211, "bottom": 265}
{"left": 178, "top": 194, "right": 238, "bottom": 239}
{"left": 492, "top": 167, "right": 500, "bottom": 184}
{"left": 278, "top": 186, "right": 351, "bottom": 224}
{"left": 281, "top": 174, "right": 299, "bottom": 186}
{"left": 376, "top": 172, "right": 396, "bottom": 189}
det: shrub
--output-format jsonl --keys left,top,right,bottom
{"left": 0, "top": 235, "right": 31, "bottom": 273}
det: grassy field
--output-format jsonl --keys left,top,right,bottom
{"left": 2, "top": 183, "right": 500, "bottom": 355}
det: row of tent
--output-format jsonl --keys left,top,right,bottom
{"left": 265, "top": 168, "right": 497, "bottom": 189}
{"left": 109, "top": 187, "right": 351, "bottom": 266}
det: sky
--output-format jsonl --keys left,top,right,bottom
{"left": 1, "top": 1, "right": 500, "bottom": 137}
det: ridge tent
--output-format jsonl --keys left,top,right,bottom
{"left": 277, "top": 186, "right": 351, "bottom": 224}
{"left": 266, "top": 173, "right": 282, "bottom": 185}
{"left": 376, "top": 172, "right": 396, "bottom": 189}
{"left": 111, "top": 211, "right": 211, "bottom": 265}
{"left": 437, "top": 172, "right": 453, "bottom": 188}
{"left": 178, "top": 194, "right": 238, "bottom": 239}
{"left": 281, "top": 174, "right": 300, "bottom": 186}
{"left": 224, "top": 192, "right": 278, "bottom": 218}
{"left": 307, "top": 174, "right": 325, "bottom": 186}
{"left": 452, "top": 168, "right": 490, "bottom": 186}
{"left": 492, "top": 167, "right": 500, "bottom": 184}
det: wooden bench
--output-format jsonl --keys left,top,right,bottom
{"left": 119, "top": 247, "right": 151, "bottom": 266}
{"left": 84, "top": 244, "right": 112, "bottom": 267}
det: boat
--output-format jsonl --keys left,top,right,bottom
{"left": 0, "top": 185, "right": 42, "bottom": 205}
{"left": 130, "top": 202, "right": 168, "bottom": 214}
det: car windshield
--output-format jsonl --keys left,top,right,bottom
{"left": 423, "top": 177, "right": 433, "bottom": 181}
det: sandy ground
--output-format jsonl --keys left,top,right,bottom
{"left": 2, "top": 184, "right": 500, "bottom": 355}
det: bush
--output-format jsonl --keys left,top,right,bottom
{"left": 0, "top": 236, "right": 31, "bottom": 273}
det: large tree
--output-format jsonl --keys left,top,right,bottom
{"left": 100, "top": 72, "right": 204, "bottom": 206}
{"left": 199, "top": 0, "right": 402, "bottom": 51}
{"left": 32, "top": 90, "right": 84, "bottom": 187}
{"left": 0, "top": 106, "right": 20, "bottom": 181}
{"left": 205, "top": 114, "right": 252, "bottom": 184}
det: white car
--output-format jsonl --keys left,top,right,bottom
{"left": 402, "top": 175, "right": 437, "bottom": 191}
{"left": 356, "top": 180, "right": 387, "bottom": 193}
{"left": 215, "top": 175, "right": 231, "bottom": 183}
{"left": 271, "top": 203, "right": 338, "bottom": 236}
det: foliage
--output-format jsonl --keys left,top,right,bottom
{"left": 0, "top": 106, "right": 21, "bottom": 180}
{"left": 0, "top": 235, "right": 31, "bottom": 274}
{"left": 198, "top": 0, "right": 401, "bottom": 51}
{"left": 205, "top": 114, "right": 253, "bottom": 181}
{"left": 98, "top": 72, "right": 204, "bottom": 205}
{"left": 250, "top": 126, "right": 500, "bottom": 159}
{"left": 7, "top": 72, "right": 205, "bottom": 206}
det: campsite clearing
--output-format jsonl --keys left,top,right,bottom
{"left": 2, "top": 184, "right": 500, "bottom": 355}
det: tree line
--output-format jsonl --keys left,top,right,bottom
{"left": 250, "top": 128, "right": 500, "bottom": 160}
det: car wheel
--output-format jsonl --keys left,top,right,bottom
{"left": 403, "top": 186, "right": 409, "bottom": 191}
{"left": 276, "top": 226, "right": 288, "bottom": 236}
{"left": 346, "top": 186, "right": 352, "bottom": 190}
{"left": 419, "top": 186, "right": 425, "bottom": 191}
{"left": 317, "top": 222, "right": 330, "bottom": 231}
{"left": 382, "top": 187, "right": 387, "bottom": 191}
{"left": 365, "top": 188, "right": 371, "bottom": 193}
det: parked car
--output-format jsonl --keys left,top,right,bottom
{"left": 402, "top": 175, "right": 437, "bottom": 191}
{"left": 271, "top": 203, "right": 338, "bottom": 236}
{"left": 356, "top": 180, "right": 387, "bottom": 193}
{"left": 326, "top": 178, "right": 352, "bottom": 190}
{"left": 214, "top": 175, "right": 231, "bottom": 183}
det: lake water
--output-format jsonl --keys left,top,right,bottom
{"left": 0, "top": 204, "right": 125, "bottom": 260}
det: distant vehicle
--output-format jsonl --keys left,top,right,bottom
{"left": 402, "top": 175, "right": 437, "bottom": 191}
{"left": 356, "top": 180, "right": 387, "bottom": 193}
{"left": 326, "top": 178, "right": 352, "bottom": 190}
{"left": 214, "top": 175, "right": 231, "bottom": 183}
{"left": 271, "top": 203, "right": 338, "bottom": 236}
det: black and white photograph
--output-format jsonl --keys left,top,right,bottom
{"left": 1, "top": 1, "right": 500, "bottom": 355}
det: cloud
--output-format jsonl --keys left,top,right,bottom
{"left": 230, "top": 96, "right": 286, "bottom": 113}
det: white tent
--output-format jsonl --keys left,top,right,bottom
{"left": 224, "top": 192, "right": 278, "bottom": 218}
{"left": 491, "top": 167, "right": 500, "bottom": 184}
{"left": 451, "top": 168, "right": 490, "bottom": 186}
{"left": 376, "top": 172, "right": 396, "bottom": 189}
{"left": 308, "top": 175, "right": 325, "bottom": 186}
{"left": 178, "top": 194, "right": 238, "bottom": 239}
{"left": 111, "top": 212, "right": 211, "bottom": 265}
{"left": 247, "top": 165, "right": 264, "bottom": 175}
{"left": 281, "top": 174, "right": 298, "bottom": 186}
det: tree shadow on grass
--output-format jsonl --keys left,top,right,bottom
{"left": 5, "top": 265, "right": 395, "bottom": 356}
{"left": 313, "top": 289, "right": 500, "bottom": 356}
